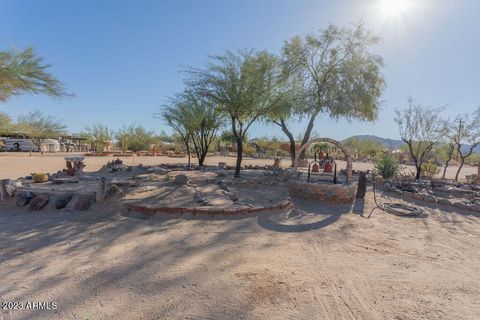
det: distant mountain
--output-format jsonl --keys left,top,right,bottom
{"left": 343, "top": 135, "right": 405, "bottom": 149}
{"left": 344, "top": 135, "right": 480, "bottom": 154}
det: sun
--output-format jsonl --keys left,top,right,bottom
{"left": 377, "top": 0, "right": 412, "bottom": 18}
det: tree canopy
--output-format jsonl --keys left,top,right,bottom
{"left": 186, "top": 50, "right": 286, "bottom": 176}
{"left": 279, "top": 24, "right": 385, "bottom": 159}
{"left": 0, "top": 47, "right": 66, "bottom": 102}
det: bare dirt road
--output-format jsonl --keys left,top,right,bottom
{"left": 1, "top": 190, "right": 479, "bottom": 319}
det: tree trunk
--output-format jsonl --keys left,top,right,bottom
{"left": 442, "top": 161, "right": 449, "bottom": 179}
{"left": 280, "top": 120, "right": 296, "bottom": 167}
{"left": 198, "top": 151, "right": 207, "bottom": 166}
{"left": 185, "top": 142, "right": 191, "bottom": 168}
{"left": 415, "top": 160, "right": 421, "bottom": 181}
{"left": 234, "top": 138, "right": 243, "bottom": 178}
{"left": 299, "top": 110, "right": 319, "bottom": 160}
{"left": 455, "top": 157, "right": 465, "bottom": 181}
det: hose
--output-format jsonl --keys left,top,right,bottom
{"left": 366, "top": 174, "right": 428, "bottom": 219}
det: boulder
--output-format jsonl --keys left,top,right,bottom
{"left": 74, "top": 194, "right": 95, "bottom": 210}
{"left": 174, "top": 174, "right": 189, "bottom": 185}
{"left": 28, "top": 194, "right": 49, "bottom": 211}
{"left": 56, "top": 194, "right": 73, "bottom": 209}
{"left": 437, "top": 198, "right": 452, "bottom": 206}
{"left": 16, "top": 191, "right": 33, "bottom": 207}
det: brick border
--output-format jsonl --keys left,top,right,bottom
{"left": 124, "top": 199, "right": 292, "bottom": 217}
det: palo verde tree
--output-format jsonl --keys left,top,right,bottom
{"left": 158, "top": 95, "right": 196, "bottom": 167}
{"left": 184, "top": 92, "right": 224, "bottom": 166}
{"left": 83, "top": 124, "right": 113, "bottom": 153}
{"left": 0, "top": 111, "right": 14, "bottom": 135}
{"left": 116, "top": 124, "right": 155, "bottom": 153}
{"left": 279, "top": 24, "right": 385, "bottom": 160}
{"left": 187, "top": 50, "right": 286, "bottom": 177}
{"left": 16, "top": 110, "right": 66, "bottom": 154}
{"left": 394, "top": 100, "right": 447, "bottom": 180}
{"left": 0, "top": 47, "right": 66, "bottom": 102}
{"left": 453, "top": 107, "right": 480, "bottom": 181}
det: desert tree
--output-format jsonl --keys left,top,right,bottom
{"left": 16, "top": 110, "right": 66, "bottom": 154}
{"left": 280, "top": 24, "right": 385, "bottom": 160}
{"left": 187, "top": 50, "right": 286, "bottom": 177}
{"left": 184, "top": 93, "right": 224, "bottom": 166}
{"left": 158, "top": 95, "right": 196, "bottom": 167}
{"left": 394, "top": 100, "right": 447, "bottom": 180}
{"left": 0, "top": 111, "right": 14, "bottom": 135}
{"left": 83, "top": 124, "right": 113, "bottom": 153}
{"left": 434, "top": 143, "right": 456, "bottom": 179}
{"left": 0, "top": 47, "right": 66, "bottom": 102}
{"left": 452, "top": 107, "right": 480, "bottom": 181}
{"left": 116, "top": 124, "right": 155, "bottom": 153}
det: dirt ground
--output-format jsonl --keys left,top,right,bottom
{"left": 0, "top": 152, "right": 477, "bottom": 181}
{"left": 1, "top": 188, "right": 479, "bottom": 319}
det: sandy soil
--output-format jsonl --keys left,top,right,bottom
{"left": 1, "top": 189, "right": 479, "bottom": 319}
{"left": 0, "top": 152, "right": 477, "bottom": 181}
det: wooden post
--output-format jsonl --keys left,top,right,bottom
{"left": 96, "top": 177, "right": 106, "bottom": 203}
{"left": 356, "top": 173, "right": 366, "bottom": 198}
{"left": 0, "top": 179, "right": 11, "bottom": 201}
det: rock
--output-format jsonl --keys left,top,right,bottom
{"left": 413, "top": 193, "right": 425, "bottom": 200}
{"left": 74, "top": 194, "right": 95, "bottom": 210}
{"left": 56, "top": 193, "right": 73, "bottom": 209}
{"left": 3, "top": 184, "right": 15, "bottom": 197}
{"left": 231, "top": 194, "right": 239, "bottom": 202}
{"left": 217, "top": 170, "right": 227, "bottom": 177}
{"left": 28, "top": 194, "right": 49, "bottom": 211}
{"left": 395, "top": 190, "right": 403, "bottom": 196}
{"left": 453, "top": 202, "right": 470, "bottom": 210}
{"left": 174, "top": 174, "right": 189, "bottom": 185}
{"left": 16, "top": 191, "right": 33, "bottom": 207}
{"left": 424, "top": 195, "right": 437, "bottom": 203}
{"left": 437, "top": 198, "right": 452, "bottom": 206}
{"left": 105, "top": 184, "right": 121, "bottom": 199}
{"left": 218, "top": 162, "right": 226, "bottom": 169}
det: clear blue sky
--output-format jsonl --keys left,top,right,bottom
{"left": 1, "top": 0, "right": 479, "bottom": 140}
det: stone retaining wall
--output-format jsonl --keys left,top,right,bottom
{"left": 288, "top": 180, "right": 356, "bottom": 204}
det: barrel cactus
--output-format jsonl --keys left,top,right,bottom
{"left": 32, "top": 173, "right": 49, "bottom": 183}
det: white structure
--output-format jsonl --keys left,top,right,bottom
{"left": 3, "top": 138, "right": 61, "bottom": 153}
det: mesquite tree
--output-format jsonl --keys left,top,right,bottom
{"left": 453, "top": 107, "right": 480, "bottom": 181}
{"left": 279, "top": 24, "right": 385, "bottom": 160}
{"left": 187, "top": 50, "right": 286, "bottom": 177}
{"left": 0, "top": 47, "right": 66, "bottom": 102}
{"left": 395, "top": 100, "right": 447, "bottom": 180}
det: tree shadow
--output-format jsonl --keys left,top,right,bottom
{"left": 257, "top": 196, "right": 352, "bottom": 233}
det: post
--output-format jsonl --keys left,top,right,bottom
{"left": 96, "top": 177, "right": 106, "bottom": 203}
{"left": 0, "top": 179, "right": 11, "bottom": 201}
{"left": 356, "top": 173, "right": 366, "bottom": 198}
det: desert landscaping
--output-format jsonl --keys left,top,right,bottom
{"left": 1, "top": 153, "right": 480, "bottom": 320}
{"left": 2, "top": 1, "right": 480, "bottom": 319}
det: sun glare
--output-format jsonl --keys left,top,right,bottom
{"left": 377, "top": 0, "right": 412, "bottom": 18}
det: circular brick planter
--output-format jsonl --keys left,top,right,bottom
{"left": 288, "top": 180, "right": 357, "bottom": 204}
{"left": 124, "top": 199, "right": 292, "bottom": 219}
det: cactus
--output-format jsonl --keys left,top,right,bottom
{"left": 32, "top": 173, "right": 49, "bottom": 183}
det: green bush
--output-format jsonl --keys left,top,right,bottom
{"left": 421, "top": 160, "right": 439, "bottom": 179}
{"left": 374, "top": 154, "right": 400, "bottom": 179}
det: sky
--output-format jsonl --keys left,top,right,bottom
{"left": 1, "top": 0, "right": 479, "bottom": 140}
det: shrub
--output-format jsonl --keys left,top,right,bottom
{"left": 374, "top": 154, "right": 400, "bottom": 179}
{"left": 421, "top": 160, "right": 439, "bottom": 179}
{"left": 32, "top": 173, "right": 49, "bottom": 183}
